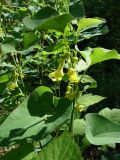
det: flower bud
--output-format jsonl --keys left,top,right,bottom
{"left": 7, "top": 82, "right": 18, "bottom": 90}
{"left": 65, "top": 91, "right": 76, "bottom": 100}
{"left": 76, "top": 104, "right": 85, "bottom": 112}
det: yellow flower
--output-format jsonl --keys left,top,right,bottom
{"left": 49, "top": 68, "right": 64, "bottom": 81}
{"left": 67, "top": 68, "right": 79, "bottom": 83}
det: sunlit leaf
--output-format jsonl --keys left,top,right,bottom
{"left": 78, "top": 18, "right": 105, "bottom": 31}
{"left": 0, "top": 73, "right": 10, "bottom": 83}
{"left": 0, "top": 86, "right": 72, "bottom": 146}
{"left": 76, "top": 94, "right": 105, "bottom": 108}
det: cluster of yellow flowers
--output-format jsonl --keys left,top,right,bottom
{"left": 48, "top": 54, "right": 80, "bottom": 101}
{"left": 49, "top": 59, "right": 79, "bottom": 83}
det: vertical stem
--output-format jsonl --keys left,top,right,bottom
{"left": 58, "top": 81, "right": 61, "bottom": 97}
{"left": 69, "top": 99, "right": 75, "bottom": 132}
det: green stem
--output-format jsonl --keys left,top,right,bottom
{"left": 58, "top": 81, "right": 61, "bottom": 97}
{"left": 69, "top": 99, "right": 75, "bottom": 132}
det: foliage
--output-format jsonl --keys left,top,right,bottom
{"left": 0, "top": 0, "right": 120, "bottom": 159}
{"left": 82, "top": 0, "right": 120, "bottom": 108}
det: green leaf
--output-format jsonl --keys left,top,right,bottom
{"left": 76, "top": 59, "right": 89, "bottom": 72}
{"left": 0, "top": 86, "right": 72, "bottom": 146}
{"left": 36, "top": 132, "right": 82, "bottom": 160}
{"left": 43, "top": 39, "right": 66, "bottom": 55}
{"left": 0, "top": 73, "right": 10, "bottom": 83}
{"left": 1, "top": 43, "right": 16, "bottom": 54}
{"left": 78, "top": 18, "right": 105, "bottom": 31}
{"left": 99, "top": 108, "right": 120, "bottom": 124}
{"left": 23, "top": 17, "right": 38, "bottom": 30}
{"left": 23, "top": 6, "right": 58, "bottom": 29}
{"left": 37, "top": 14, "right": 73, "bottom": 32}
{"left": 78, "top": 25, "right": 108, "bottom": 41}
{"left": 73, "top": 119, "right": 86, "bottom": 135}
{"left": 77, "top": 48, "right": 120, "bottom": 71}
{"left": 90, "top": 48, "right": 120, "bottom": 65}
{"left": 69, "top": 2, "right": 85, "bottom": 19}
{"left": 85, "top": 113, "right": 120, "bottom": 145}
{"left": 28, "top": 86, "right": 54, "bottom": 117}
{"left": 23, "top": 32, "right": 39, "bottom": 49}
{"left": 76, "top": 94, "right": 105, "bottom": 108}
{"left": 0, "top": 143, "right": 35, "bottom": 160}
{"left": 23, "top": 7, "right": 73, "bottom": 32}
{"left": 78, "top": 74, "right": 97, "bottom": 88}
{"left": 79, "top": 75, "right": 96, "bottom": 84}
{"left": 35, "top": 6, "right": 58, "bottom": 19}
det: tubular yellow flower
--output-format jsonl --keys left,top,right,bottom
{"left": 67, "top": 68, "right": 79, "bottom": 83}
{"left": 49, "top": 59, "right": 65, "bottom": 81}
{"left": 49, "top": 68, "right": 64, "bottom": 81}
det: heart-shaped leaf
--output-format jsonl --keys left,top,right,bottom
{"left": 0, "top": 86, "right": 72, "bottom": 146}
{"left": 85, "top": 113, "right": 120, "bottom": 145}
{"left": 23, "top": 7, "right": 73, "bottom": 32}
{"left": 36, "top": 132, "right": 82, "bottom": 160}
{"left": 77, "top": 48, "right": 120, "bottom": 71}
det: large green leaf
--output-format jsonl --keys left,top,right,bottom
{"left": 78, "top": 18, "right": 105, "bottom": 32}
{"left": 90, "top": 48, "right": 120, "bottom": 65}
{"left": 23, "top": 6, "right": 58, "bottom": 29}
{"left": 1, "top": 43, "right": 16, "bottom": 54}
{"left": 76, "top": 48, "right": 120, "bottom": 71}
{"left": 36, "top": 132, "right": 82, "bottom": 160}
{"left": 85, "top": 113, "right": 120, "bottom": 145}
{"left": 0, "top": 143, "right": 35, "bottom": 160}
{"left": 0, "top": 86, "right": 72, "bottom": 146}
{"left": 23, "top": 6, "right": 73, "bottom": 32}
{"left": 23, "top": 32, "right": 39, "bottom": 49}
{"left": 99, "top": 108, "right": 120, "bottom": 124}
{"left": 37, "top": 14, "right": 73, "bottom": 32}
{"left": 28, "top": 86, "right": 54, "bottom": 117}
{"left": 76, "top": 94, "right": 105, "bottom": 108}
{"left": 69, "top": 2, "right": 85, "bottom": 19}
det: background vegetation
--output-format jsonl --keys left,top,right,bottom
{"left": 83, "top": 0, "right": 120, "bottom": 108}
{"left": 1, "top": 0, "right": 120, "bottom": 159}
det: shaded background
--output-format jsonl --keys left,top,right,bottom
{"left": 82, "top": 0, "right": 120, "bottom": 109}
